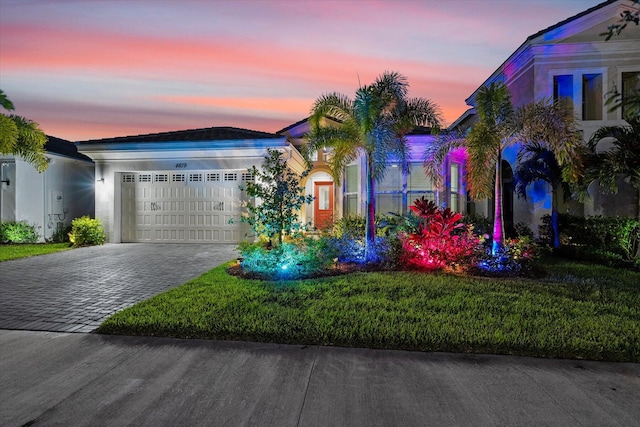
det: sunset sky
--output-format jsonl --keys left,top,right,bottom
{"left": 1, "top": 0, "right": 604, "bottom": 142}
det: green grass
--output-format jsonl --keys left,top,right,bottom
{"left": 98, "top": 258, "right": 640, "bottom": 362}
{"left": 0, "top": 243, "right": 72, "bottom": 261}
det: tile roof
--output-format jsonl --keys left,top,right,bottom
{"left": 76, "top": 126, "right": 282, "bottom": 144}
{"left": 525, "top": 0, "right": 616, "bottom": 43}
{"left": 45, "top": 136, "right": 92, "bottom": 162}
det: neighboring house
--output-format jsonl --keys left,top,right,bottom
{"left": 450, "top": 0, "right": 640, "bottom": 233}
{"left": 75, "top": 127, "right": 306, "bottom": 243}
{"left": 0, "top": 136, "right": 95, "bottom": 241}
{"left": 278, "top": 118, "right": 466, "bottom": 229}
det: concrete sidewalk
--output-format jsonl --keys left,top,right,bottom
{"left": 1, "top": 330, "right": 639, "bottom": 427}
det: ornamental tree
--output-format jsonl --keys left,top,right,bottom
{"left": 240, "top": 148, "right": 314, "bottom": 246}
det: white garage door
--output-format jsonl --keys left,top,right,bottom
{"left": 121, "top": 171, "right": 248, "bottom": 243}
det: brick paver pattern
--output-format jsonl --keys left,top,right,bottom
{"left": 0, "top": 244, "right": 237, "bottom": 333}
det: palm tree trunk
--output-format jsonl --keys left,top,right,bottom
{"left": 365, "top": 155, "right": 376, "bottom": 262}
{"left": 492, "top": 153, "right": 504, "bottom": 256}
{"left": 551, "top": 186, "right": 560, "bottom": 249}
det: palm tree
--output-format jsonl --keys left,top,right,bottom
{"left": 0, "top": 89, "right": 48, "bottom": 173}
{"left": 307, "top": 71, "right": 442, "bottom": 262}
{"left": 586, "top": 118, "right": 640, "bottom": 219}
{"left": 425, "top": 91, "right": 583, "bottom": 255}
{"left": 465, "top": 82, "right": 516, "bottom": 255}
{"left": 513, "top": 98, "right": 585, "bottom": 249}
{"left": 514, "top": 145, "right": 569, "bottom": 249}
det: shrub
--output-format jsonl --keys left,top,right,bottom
{"left": 68, "top": 216, "right": 106, "bottom": 247}
{"left": 332, "top": 215, "right": 400, "bottom": 238}
{"left": 0, "top": 221, "right": 40, "bottom": 243}
{"left": 462, "top": 213, "right": 492, "bottom": 237}
{"left": 540, "top": 214, "right": 640, "bottom": 261}
{"left": 47, "top": 224, "right": 72, "bottom": 243}
{"left": 327, "top": 234, "right": 402, "bottom": 269}
{"left": 514, "top": 222, "right": 534, "bottom": 239}
{"left": 332, "top": 216, "right": 366, "bottom": 239}
{"left": 238, "top": 236, "right": 338, "bottom": 280}
{"left": 400, "top": 197, "right": 481, "bottom": 271}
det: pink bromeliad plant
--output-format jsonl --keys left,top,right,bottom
{"left": 400, "top": 197, "right": 480, "bottom": 271}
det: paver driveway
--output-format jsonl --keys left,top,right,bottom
{"left": 0, "top": 243, "right": 237, "bottom": 333}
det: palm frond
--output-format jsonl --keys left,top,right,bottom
{"left": 5, "top": 114, "right": 48, "bottom": 172}
{"left": 466, "top": 122, "right": 500, "bottom": 199}
{"left": 423, "top": 132, "right": 466, "bottom": 191}
{"left": 374, "top": 71, "right": 408, "bottom": 104}
{"left": 0, "top": 114, "right": 19, "bottom": 154}
{"left": 587, "top": 118, "right": 640, "bottom": 193}
{"left": 393, "top": 97, "right": 443, "bottom": 136}
{"left": 309, "top": 92, "right": 353, "bottom": 131}
{"left": 1, "top": 90, "right": 15, "bottom": 111}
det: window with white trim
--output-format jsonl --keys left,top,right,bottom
{"left": 224, "top": 172, "right": 237, "bottom": 181}
{"left": 408, "top": 163, "right": 435, "bottom": 204}
{"left": 450, "top": 163, "right": 460, "bottom": 212}
{"left": 122, "top": 174, "right": 135, "bottom": 183}
{"left": 344, "top": 164, "right": 358, "bottom": 217}
{"left": 189, "top": 173, "right": 202, "bottom": 182}
{"left": 622, "top": 71, "right": 640, "bottom": 120}
{"left": 172, "top": 173, "right": 185, "bottom": 182}
{"left": 154, "top": 174, "right": 168, "bottom": 182}
{"left": 553, "top": 75, "right": 573, "bottom": 106}
{"left": 206, "top": 172, "right": 220, "bottom": 182}
{"left": 582, "top": 73, "right": 603, "bottom": 121}
{"left": 138, "top": 174, "right": 151, "bottom": 183}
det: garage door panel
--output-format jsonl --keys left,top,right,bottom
{"left": 121, "top": 170, "right": 244, "bottom": 243}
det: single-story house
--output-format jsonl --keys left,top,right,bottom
{"left": 277, "top": 118, "right": 467, "bottom": 230}
{"left": 0, "top": 136, "right": 95, "bottom": 241}
{"left": 75, "top": 127, "right": 306, "bottom": 243}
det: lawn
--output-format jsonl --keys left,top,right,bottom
{"left": 0, "top": 243, "right": 71, "bottom": 262}
{"left": 97, "top": 257, "right": 640, "bottom": 362}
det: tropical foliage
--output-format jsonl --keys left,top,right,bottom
{"left": 426, "top": 90, "right": 584, "bottom": 254}
{"left": 400, "top": 197, "right": 479, "bottom": 271}
{"left": 425, "top": 82, "right": 515, "bottom": 255}
{"left": 513, "top": 99, "right": 585, "bottom": 248}
{"left": 585, "top": 118, "right": 640, "bottom": 219}
{"left": 307, "top": 71, "right": 442, "bottom": 262}
{"left": 0, "top": 89, "right": 48, "bottom": 172}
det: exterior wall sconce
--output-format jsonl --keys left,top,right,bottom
{"left": 97, "top": 178, "right": 105, "bottom": 184}
{"left": 0, "top": 179, "right": 9, "bottom": 186}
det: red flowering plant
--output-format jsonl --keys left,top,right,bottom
{"left": 400, "top": 197, "right": 481, "bottom": 271}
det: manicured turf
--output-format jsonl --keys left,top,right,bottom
{"left": 98, "top": 258, "right": 640, "bottom": 362}
{"left": 0, "top": 243, "right": 71, "bottom": 262}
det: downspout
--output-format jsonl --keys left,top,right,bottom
{"left": 43, "top": 164, "right": 47, "bottom": 242}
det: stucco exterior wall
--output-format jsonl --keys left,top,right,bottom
{"left": 5, "top": 156, "right": 95, "bottom": 242}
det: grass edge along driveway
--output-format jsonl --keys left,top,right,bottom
{"left": 98, "top": 258, "right": 640, "bottom": 362}
{"left": 0, "top": 243, "right": 71, "bottom": 262}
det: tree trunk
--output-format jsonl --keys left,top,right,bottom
{"left": 365, "top": 155, "right": 376, "bottom": 262}
{"left": 551, "top": 186, "right": 560, "bottom": 249}
{"left": 492, "top": 153, "right": 504, "bottom": 256}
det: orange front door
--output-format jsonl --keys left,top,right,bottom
{"left": 314, "top": 181, "right": 334, "bottom": 230}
